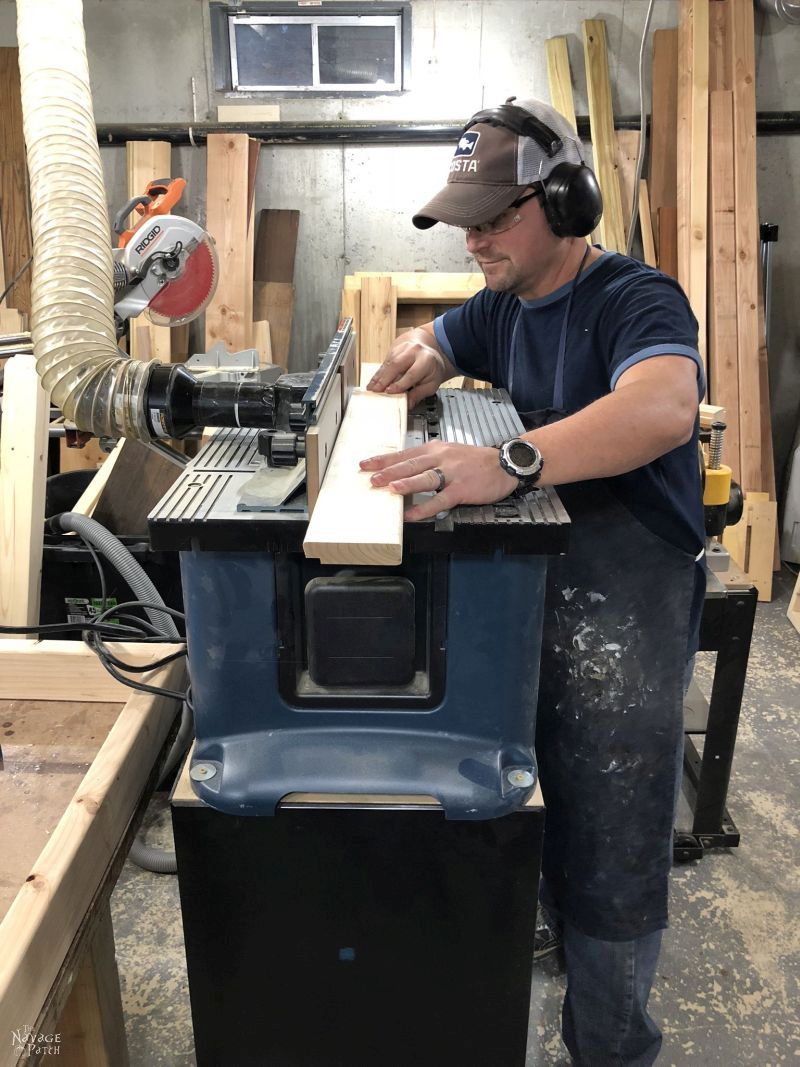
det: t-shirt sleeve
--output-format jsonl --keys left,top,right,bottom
{"left": 433, "top": 289, "right": 492, "bottom": 381}
{"left": 601, "top": 274, "right": 706, "bottom": 399}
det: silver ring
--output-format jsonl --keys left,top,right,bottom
{"left": 431, "top": 467, "right": 446, "bottom": 492}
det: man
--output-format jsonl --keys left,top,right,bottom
{"left": 362, "top": 99, "right": 706, "bottom": 1065}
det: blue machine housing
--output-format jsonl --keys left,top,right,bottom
{"left": 181, "top": 547, "right": 547, "bottom": 820}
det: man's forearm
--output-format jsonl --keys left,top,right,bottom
{"left": 522, "top": 379, "right": 697, "bottom": 486}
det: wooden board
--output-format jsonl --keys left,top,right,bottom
{"left": 0, "top": 661, "right": 185, "bottom": 1067}
{"left": 204, "top": 133, "right": 252, "bottom": 354}
{"left": 252, "top": 320, "right": 272, "bottom": 366}
{"left": 0, "top": 162, "right": 32, "bottom": 314}
{"left": 730, "top": 0, "right": 762, "bottom": 493}
{"left": 545, "top": 37, "right": 578, "bottom": 130}
{"left": 304, "top": 383, "right": 342, "bottom": 516}
{"left": 359, "top": 275, "right": 397, "bottom": 365}
{"left": 340, "top": 287, "right": 361, "bottom": 367}
{"left": 91, "top": 438, "right": 183, "bottom": 537}
{"left": 0, "top": 48, "right": 25, "bottom": 163}
{"left": 787, "top": 572, "right": 800, "bottom": 636}
{"left": 722, "top": 491, "right": 777, "bottom": 601}
{"left": 0, "top": 699, "right": 122, "bottom": 921}
{"left": 615, "top": 130, "right": 640, "bottom": 240}
{"left": 254, "top": 209, "right": 300, "bottom": 284}
{"left": 125, "top": 141, "right": 172, "bottom": 362}
{"left": 582, "top": 20, "right": 626, "bottom": 253}
{"left": 0, "top": 354, "right": 49, "bottom": 637}
{"left": 217, "top": 104, "right": 280, "bottom": 123}
{"left": 70, "top": 440, "right": 125, "bottom": 518}
{"left": 707, "top": 90, "right": 741, "bottom": 485}
{"left": 58, "top": 436, "right": 106, "bottom": 475}
{"left": 254, "top": 280, "right": 294, "bottom": 370}
{"left": 638, "top": 181, "right": 657, "bottom": 267}
{"left": 658, "top": 205, "right": 678, "bottom": 279}
{"left": 676, "top": 0, "right": 709, "bottom": 369}
{"left": 0, "top": 640, "right": 182, "bottom": 701}
{"left": 303, "top": 388, "right": 407, "bottom": 566}
{"left": 0, "top": 48, "right": 31, "bottom": 315}
{"left": 348, "top": 272, "right": 483, "bottom": 302}
{"left": 648, "top": 29, "right": 678, "bottom": 251}
{"left": 58, "top": 900, "right": 129, "bottom": 1067}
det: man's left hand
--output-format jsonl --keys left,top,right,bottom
{"left": 360, "top": 442, "right": 519, "bottom": 521}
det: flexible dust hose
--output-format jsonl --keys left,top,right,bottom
{"left": 57, "top": 513, "right": 179, "bottom": 638}
{"left": 56, "top": 512, "right": 189, "bottom": 874}
{"left": 16, "top": 0, "right": 153, "bottom": 440}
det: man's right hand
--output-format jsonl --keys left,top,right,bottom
{"left": 365, "top": 325, "right": 457, "bottom": 410}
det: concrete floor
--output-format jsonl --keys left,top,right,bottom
{"left": 110, "top": 568, "right": 800, "bottom": 1066}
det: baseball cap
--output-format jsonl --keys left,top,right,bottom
{"left": 413, "top": 98, "right": 587, "bottom": 230}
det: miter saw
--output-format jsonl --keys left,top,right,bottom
{"left": 112, "top": 177, "right": 218, "bottom": 333}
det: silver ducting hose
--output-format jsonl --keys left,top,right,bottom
{"left": 56, "top": 512, "right": 189, "bottom": 874}
{"left": 17, "top": 0, "right": 154, "bottom": 440}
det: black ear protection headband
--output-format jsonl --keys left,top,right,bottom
{"left": 463, "top": 103, "right": 603, "bottom": 238}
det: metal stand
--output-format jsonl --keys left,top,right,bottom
{"left": 674, "top": 571, "right": 758, "bottom": 861}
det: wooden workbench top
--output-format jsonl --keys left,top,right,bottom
{"left": 0, "top": 698, "right": 122, "bottom": 923}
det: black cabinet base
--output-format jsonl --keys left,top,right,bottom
{"left": 172, "top": 800, "right": 544, "bottom": 1067}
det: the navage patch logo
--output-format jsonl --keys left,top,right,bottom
{"left": 450, "top": 131, "right": 480, "bottom": 175}
{"left": 134, "top": 223, "right": 162, "bottom": 256}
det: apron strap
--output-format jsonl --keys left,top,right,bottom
{"left": 553, "top": 243, "right": 592, "bottom": 412}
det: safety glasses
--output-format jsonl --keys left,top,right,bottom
{"left": 460, "top": 189, "right": 542, "bottom": 237}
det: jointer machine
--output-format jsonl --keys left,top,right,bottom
{"left": 145, "top": 319, "right": 571, "bottom": 1066}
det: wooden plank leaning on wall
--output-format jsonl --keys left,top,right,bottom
{"left": 581, "top": 20, "right": 626, "bottom": 253}
{"left": 676, "top": 0, "right": 709, "bottom": 369}
{"left": 205, "top": 133, "right": 255, "bottom": 355}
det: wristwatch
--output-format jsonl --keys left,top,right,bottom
{"left": 498, "top": 438, "right": 544, "bottom": 490}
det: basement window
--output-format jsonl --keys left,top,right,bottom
{"left": 213, "top": 4, "right": 410, "bottom": 94}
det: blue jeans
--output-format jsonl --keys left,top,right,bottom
{"left": 561, "top": 923, "right": 664, "bottom": 1066}
{"left": 550, "top": 657, "right": 695, "bottom": 1064}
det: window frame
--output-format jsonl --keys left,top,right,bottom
{"left": 211, "top": 2, "right": 412, "bottom": 96}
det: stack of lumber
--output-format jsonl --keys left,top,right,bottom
{"left": 545, "top": 27, "right": 651, "bottom": 258}
{"left": 546, "top": 4, "right": 778, "bottom": 595}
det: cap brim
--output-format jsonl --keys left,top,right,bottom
{"left": 412, "top": 181, "right": 530, "bottom": 229}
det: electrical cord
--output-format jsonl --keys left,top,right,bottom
{"left": 0, "top": 255, "right": 33, "bottom": 306}
{"left": 625, "top": 0, "right": 657, "bottom": 257}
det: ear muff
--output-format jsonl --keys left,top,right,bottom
{"left": 541, "top": 162, "right": 603, "bottom": 238}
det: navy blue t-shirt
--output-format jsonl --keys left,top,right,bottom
{"left": 433, "top": 251, "right": 707, "bottom": 655}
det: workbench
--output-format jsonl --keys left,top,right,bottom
{"left": 0, "top": 663, "right": 184, "bottom": 1067}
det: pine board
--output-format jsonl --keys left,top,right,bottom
{"left": 648, "top": 29, "right": 678, "bottom": 250}
{"left": 254, "top": 209, "right": 300, "bottom": 284}
{"left": 205, "top": 134, "right": 252, "bottom": 354}
{"left": 545, "top": 37, "right": 578, "bottom": 131}
{"left": 707, "top": 91, "right": 740, "bottom": 485}
{"left": 0, "top": 354, "right": 49, "bottom": 636}
{"left": 304, "top": 389, "right": 407, "bottom": 566}
{"left": 582, "top": 20, "right": 626, "bottom": 253}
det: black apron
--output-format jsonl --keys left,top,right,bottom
{"left": 515, "top": 256, "right": 697, "bottom": 941}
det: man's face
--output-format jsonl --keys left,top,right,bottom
{"left": 461, "top": 188, "right": 562, "bottom": 298}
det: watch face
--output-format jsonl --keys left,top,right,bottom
{"left": 508, "top": 440, "right": 536, "bottom": 468}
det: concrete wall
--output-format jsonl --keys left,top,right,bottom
{"left": 1, "top": 0, "right": 798, "bottom": 482}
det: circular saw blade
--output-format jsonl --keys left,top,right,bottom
{"left": 146, "top": 235, "right": 218, "bottom": 327}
